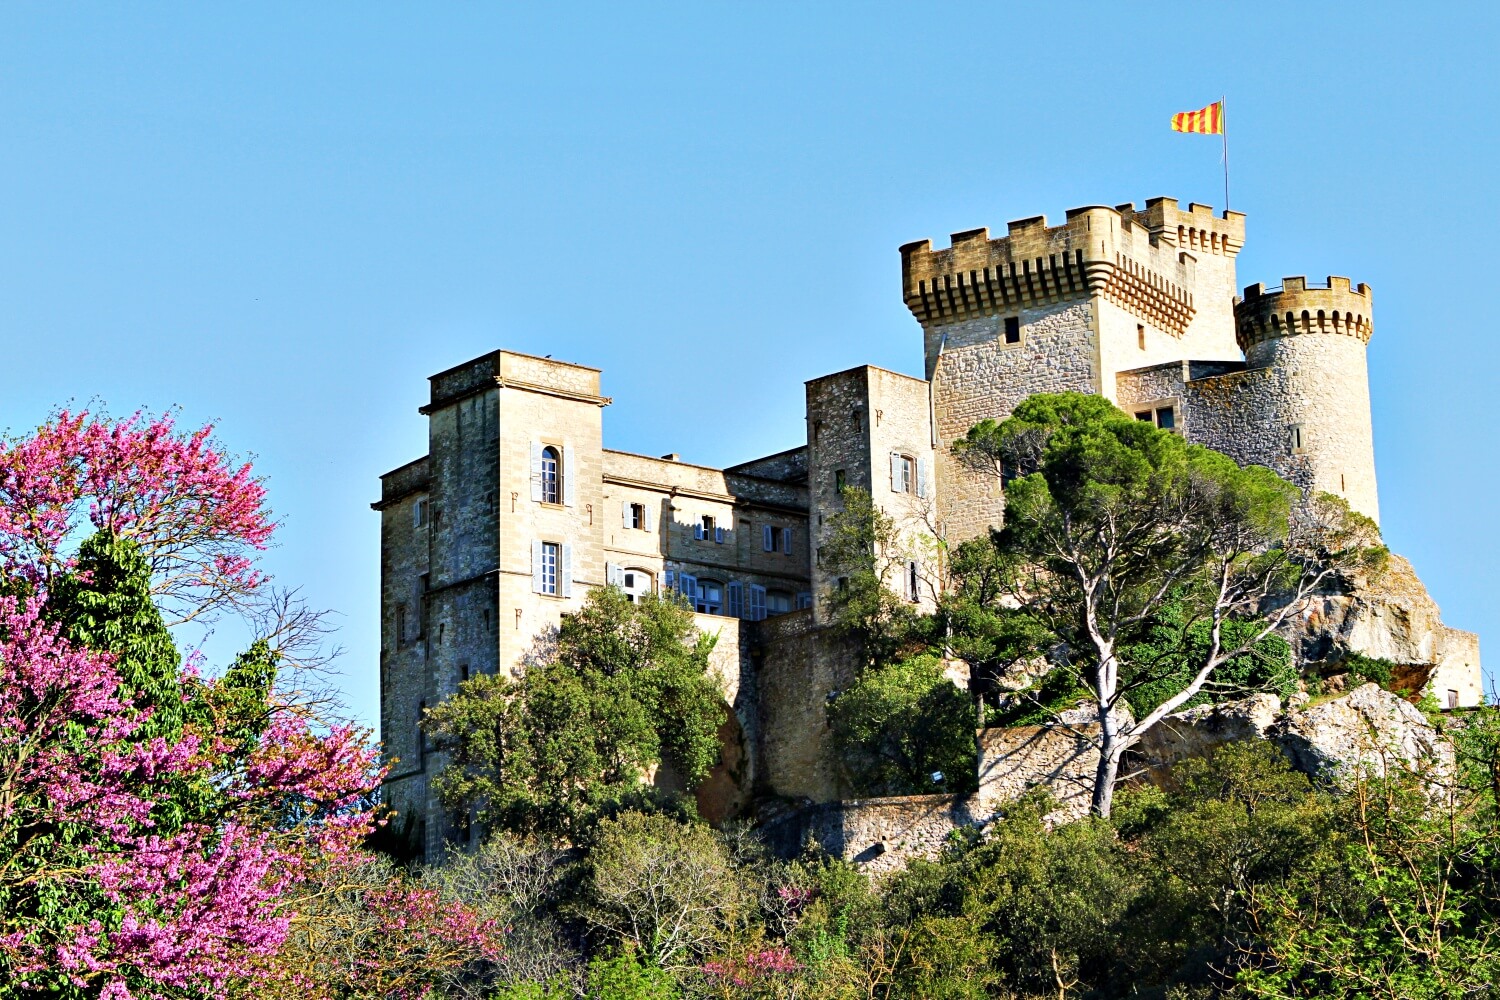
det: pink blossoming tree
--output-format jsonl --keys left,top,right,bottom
{"left": 0, "top": 411, "right": 502, "bottom": 999}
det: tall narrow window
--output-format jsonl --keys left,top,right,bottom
{"left": 781, "top": 527, "right": 793, "bottom": 554}
{"left": 907, "top": 560, "right": 920, "bottom": 602}
{"left": 727, "top": 581, "right": 744, "bottom": 618}
{"left": 540, "top": 446, "right": 560, "bottom": 504}
{"left": 1289, "top": 424, "right": 1305, "bottom": 454}
{"left": 891, "top": 453, "right": 915, "bottom": 493}
{"left": 1137, "top": 323, "right": 1146, "bottom": 350}
{"left": 747, "top": 584, "right": 767, "bottom": 622}
{"left": 1448, "top": 689, "right": 1460, "bottom": 710}
{"left": 763, "top": 525, "right": 775, "bottom": 552}
{"left": 1003, "top": 316, "right": 1021, "bottom": 345}
{"left": 539, "top": 541, "right": 559, "bottom": 596}
{"left": 413, "top": 498, "right": 429, "bottom": 528}
{"left": 629, "top": 502, "right": 646, "bottom": 529}
{"left": 834, "top": 469, "right": 846, "bottom": 493}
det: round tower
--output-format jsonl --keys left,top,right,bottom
{"left": 1233, "top": 276, "right": 1379, "bottom": 524}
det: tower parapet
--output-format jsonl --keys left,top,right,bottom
{"left": 1133, "top": 197, "right": 1245, "bottom": 258}
{"left": 1235, "top": 276, "right": 1373, "bottom": 357}
{"left": 900, "top": 206, "right": 1200, "bottom": 335}
{"left": 1229, "top": 276, "right": 1379, "bottom": 524}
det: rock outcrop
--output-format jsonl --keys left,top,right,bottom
{"left": 1129, "top": 683, "right": 1452, "bottom": 789}
{"left": 1270, "top": 682, "right": 1452, "bottom": 784}
{"left": 1287, "top": 554, "right": 1482, "bottom": 707}
{"left": 1130, "top": 693, "right": 1281, "bottom": 780}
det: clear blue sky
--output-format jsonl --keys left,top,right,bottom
{"left": 3, "top": 2, "right": 1495, "bottom": 727}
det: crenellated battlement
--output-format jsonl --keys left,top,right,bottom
{"left": 1234, "top": 276, "right": 1373, "bottom": 352}
{"left": 900, "top": 202, "right": 1210, "bottom": 334}
{"left": 1130, "top": 197, "right": 1245, "bottom": 258}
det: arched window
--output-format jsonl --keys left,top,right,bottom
{"left": 541, "top": 446, "right": 560, "bottom": 504}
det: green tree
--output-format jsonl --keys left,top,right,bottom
{"left": 820, "top": 487, "right": 928, "bottom": 669}
{"left": 828, "top": 654, "right": 977, "bottom": 796}
{"left": 577, "top": 811, "right": 749, "bottom": 970}
{"left": 425, "top": 587, "right": 727, "bottom": 840}
{"left": 953, "top": 392, "right": 1383, "bottom": 817}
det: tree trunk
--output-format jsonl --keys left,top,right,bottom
{"left": 1091, "top": 741, "right": 1121, "bottom": 818}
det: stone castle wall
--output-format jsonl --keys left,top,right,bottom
{"left": 928, "top": 299, "right": 1097, "bottom": 543}
{"left": 375, "top": 197, "right": 1482, "bottom": 865}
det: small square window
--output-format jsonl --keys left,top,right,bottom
{"left": 1135, "top": 411, "right": 1153, "bottom": 422}
{"left": 1155, "top": 407, "right": 1175, "bottom": 430}
{"left": 1003, "top": 316, "right": 1021, "bottom": 344}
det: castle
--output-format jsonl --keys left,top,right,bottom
{"left": 375, "top": 196, "right": 1482, "bottom": 859}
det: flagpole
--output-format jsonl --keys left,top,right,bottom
{"left": 1221, "top": 95, "right": 1230, "bottom": 211}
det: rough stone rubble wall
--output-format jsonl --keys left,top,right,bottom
{"left": 928, "top": 299, "right": 1097, "bottom": 543}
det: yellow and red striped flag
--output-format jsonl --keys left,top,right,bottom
{"left": 1171, "top": 101, "right": 1224, "bottom": 135}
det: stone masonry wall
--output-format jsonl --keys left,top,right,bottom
{"left": 759, "top": 794, "right": 979, "bottom": 875}
{"left": 977, "top": 723, "right": 1101, "bottom": 821}
{"left": 929, "top": 298, "right": 1097, "bottom": 543}
{"left": 754, "top": 609, "right": 859, "bottom": 802}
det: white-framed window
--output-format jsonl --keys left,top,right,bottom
{"left": 540, "top": 541, "right": 559, "bottom": 595}
{"left": 727, "top": 581, "right": 744, "bottom": 618}
{"left": 747, "top": 584, "right": 767, "bottom": 622}
{"left": 767, "top": 590, "right": 793, "bottom": 617}
{"left": 413, "top": 497, "right": 429, "bottom": 528}
{"left": 762, "top": 524, "right": 775, "bottom": 552}
{"left": 540, "top": 447, "right": 561, "bottom": 504}
{"left": 780, "top": 527, "right": 793, "bottom": 555}
{"left": 695, "top": 580, "right": 723, "bottom": 616}
{"left": 891, "top": 453, "right": 929, "bottom": 497}
{"left": 532, "top": 540, "right": 572, "bottom": 597}
{"left": 532, "top": 442, "right": 575, "bottom": 505}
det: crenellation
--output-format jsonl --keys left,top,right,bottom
{"left": 376, "top": 188, "right": 1480, "bottom": 864}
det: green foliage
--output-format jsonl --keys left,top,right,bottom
{"left": 983, "top": 665, "right": 1089, "bottom": 728}
{"left": 820, "top": 486, "right": 924, "bottom": 669}
{"left": 1341, "top": 651, "right": 1395, "bottom": 689}
{"left": 947, "top": 392, "right": 1384, "bottom": 817}
{"left": 1120, "top": 599, "right": 1296, "bottom": 718}
{"left": 47, "top": 531, "right": 184, "bottom": 742}
{"left": 425, "top": 588, "right": 726, "bottom": 840}
{"left": 577, "top": 811, "right": 747, "bottom": 970}
{"left": 585, "top": 948, "right": 681, "bottom": 999}
{"left": 827, "top": 654, "right": 977, "bottom": 796}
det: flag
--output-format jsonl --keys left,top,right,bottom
{"left": 1171, "top": 101, "right": 1223, "bottom": 135}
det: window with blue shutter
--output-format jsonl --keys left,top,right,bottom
{"left": 747, "top": 585, "right": 767, "bottom": 622}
